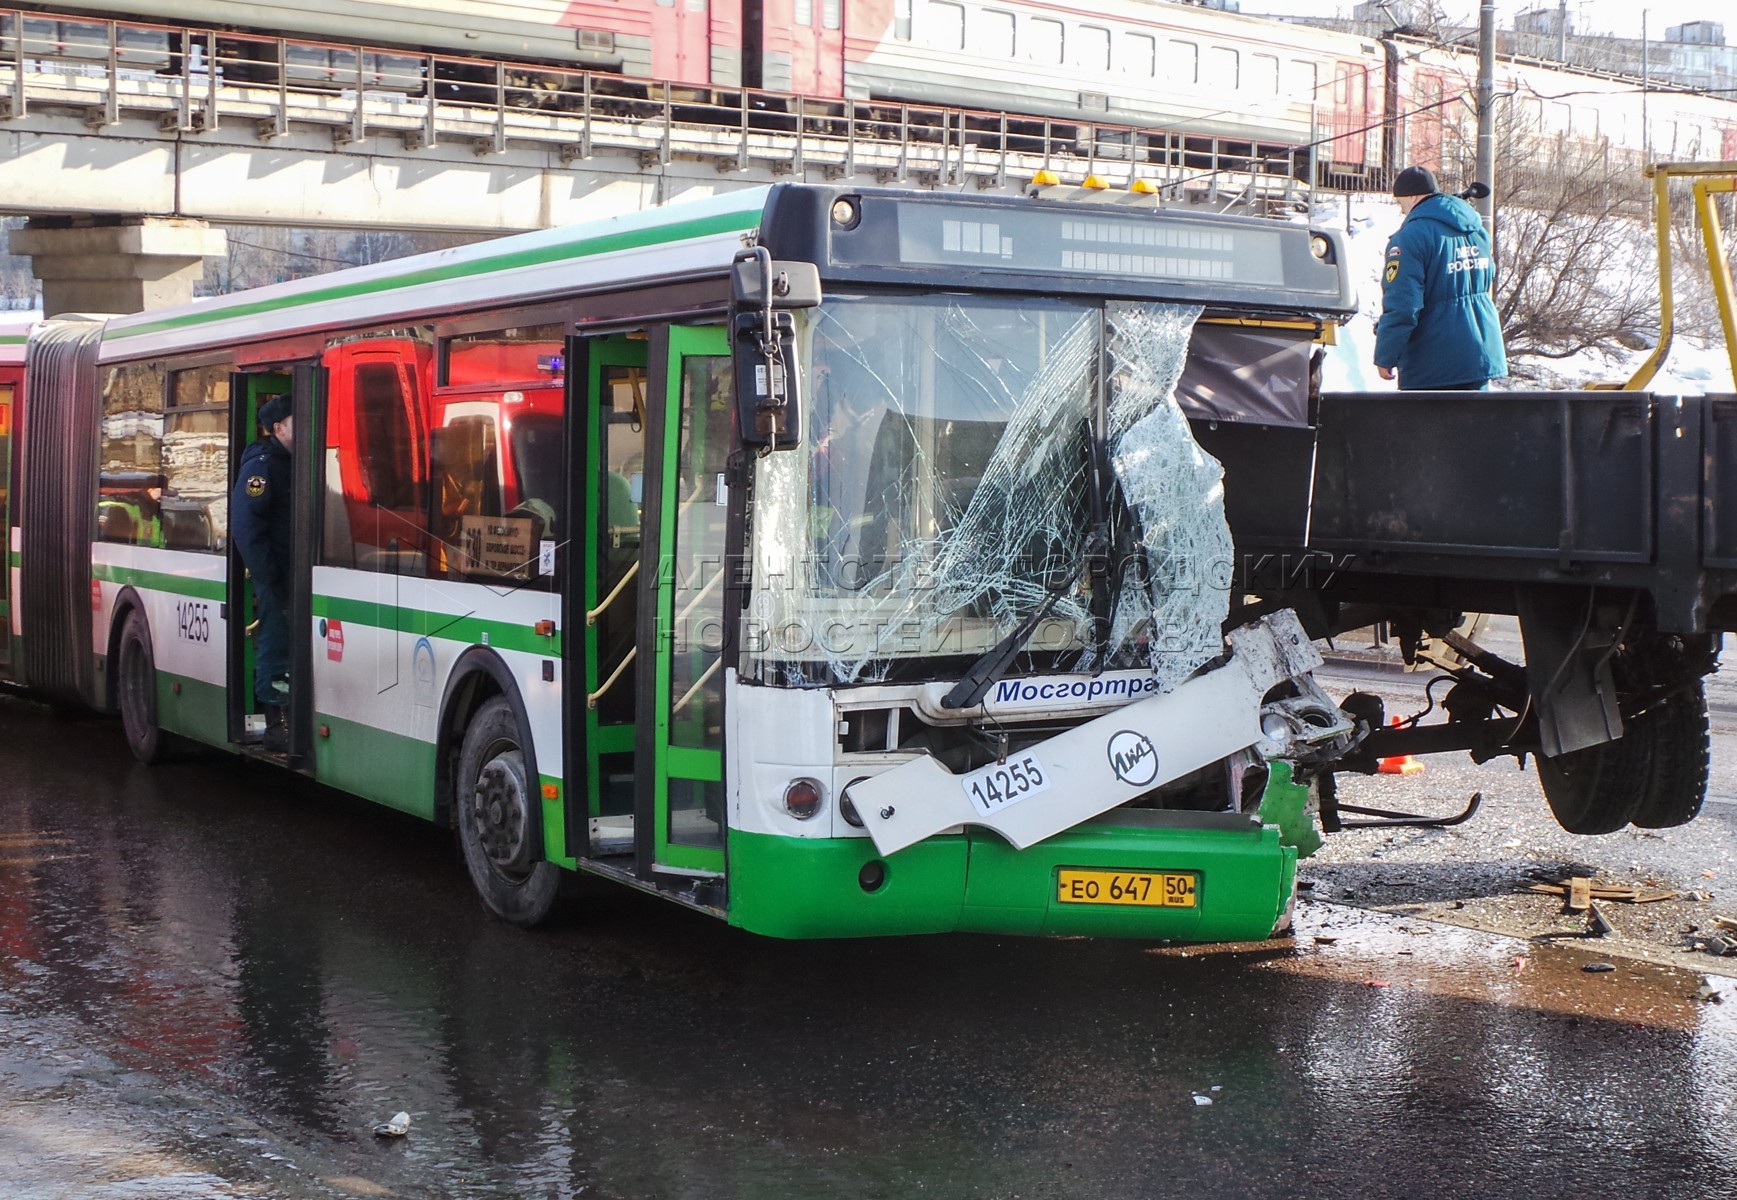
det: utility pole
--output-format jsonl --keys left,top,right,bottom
{"left": 1641, "top": 11, "right": 1651, "bottom": 162}
{"left": 1476, "top": 0, "right": 1495, "bottom": 232}
{"left": 1557, "top": 0, "right": 1567, "bottom": 61}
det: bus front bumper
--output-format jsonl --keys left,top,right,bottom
{"left": 726, "top": 810, "right": 1295, "bottom": 942}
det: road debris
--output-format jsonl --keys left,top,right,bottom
{"left": 1583, "top": 962, "right": 1616, "bottom": 973}
{"left": 1689, "top": 935, "right": 1737, "bottom": 958}
{"left": 1693, "top": 977, "right": 1725, "bottom": 1004}
{"left": 1525, "top": 876, "right": 1677, "bottom": 905}
{"left": 372, "top": 1112, "right": 411, "bottom": 1138}
{"left": 1587, "top": 902, "right": 1615, "bottom": 938}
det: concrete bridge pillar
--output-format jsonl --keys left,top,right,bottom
{"left": 11, "top": 216, "right": 228, "bottom": 315}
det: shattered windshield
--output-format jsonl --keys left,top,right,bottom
{"left": 748, "top": 293, "right": 1233, "bottom": 691}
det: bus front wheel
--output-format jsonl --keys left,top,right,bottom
{"left": 116, "top": 611, "right": 167, "bottom": 765}
{"left": 455, "top": 697, "right": 561, "bottom": 927}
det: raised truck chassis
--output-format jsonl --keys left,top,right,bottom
{"left": 1204, "top": 387, "right": 1727, "bottom": 838}
{"left": 1190, "top": 161, "right": 1737, "bottom": 840}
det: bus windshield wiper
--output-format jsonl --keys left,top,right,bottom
{"left": 941, "top": 530, "right": 1104, "bottom": 711}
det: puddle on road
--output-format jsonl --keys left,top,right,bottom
{"left": 1, "top": 695, "right": 1735, "bottom": 1199}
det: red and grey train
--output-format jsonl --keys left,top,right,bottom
{"left": 8, "top": 0, "right": 1736, "bottom": 184}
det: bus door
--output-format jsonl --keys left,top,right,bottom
{"left": 575, "top": 335, "right": 649, "bottom": 863}
{"left": 0, "top": 366, "right": 16, "bottom": 668}
{"left": 638, "top": 326, "right": 732, "bottom": 879}
{"left": 225, "top": 370, "right": 295, "bottom": 747}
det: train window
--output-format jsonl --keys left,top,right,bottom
{"left": 795, "top": 0, "right": 812, "bottom": 26}
{"left": 1122, "top": 33, "right": 1156, "bottom": 78}
{"left": 1075, "top": 26, "right": 1110, "bottom": 72}
{"left": 925, "top": 1, "right": 964, "bottom": 50}
{"left": 822, "top": 0, "right": 840, "bottom": 31}
{"left": 895, "top": 0, "right": 911, "bottom": 41}
{"left": 98, "top": 362, "right": 165, "bottom": 547}
{"left": 980, "top": 9, "right": 1015, "bottom": 57}
{"left": 1287, "top": 59, "right": 1318, "bottom": 99}
{"left": 1169, "top": 40, "right": 1198, "bottom": 84}
{"left": 1207, "top": 46, "right": 1238, "bottom": 89}
{"left": 162, "top": 365, "right": 229, "bottom": 553}
{"left": 1025, "top": 17, "right": 1063, "bottom": 65}
{"left": 1250, "top": 53, "right": 1278, "bottom": 97}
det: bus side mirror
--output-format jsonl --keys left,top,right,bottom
{"left": 731, "top": 249, "right": 820, "bottom": 450}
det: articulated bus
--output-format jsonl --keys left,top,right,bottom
{"left": 7, "top": 185, "right": 1360, "bottom": 939}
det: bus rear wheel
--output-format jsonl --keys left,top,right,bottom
{"left": 116, "top": 611, "right": 168, "bottom": 765}
{"left": 455, "top": 697, "right": 561, "bottom": 927}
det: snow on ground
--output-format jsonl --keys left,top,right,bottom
{"left": 1306, "top": 192, "right": 1737, "bottom": 396}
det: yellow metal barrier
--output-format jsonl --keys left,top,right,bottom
{"left": 1623, "top": 160, "right": 1737, "bottom": 391}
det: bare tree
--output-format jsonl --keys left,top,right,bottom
{"left": 1491, "top": 146, "right": 1662, "bottom": 360}
{"left": 1428, "top": 90, "right": 1670, "bottom": 368}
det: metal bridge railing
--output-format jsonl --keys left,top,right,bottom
{"left": 0, "top": 8, "right": 1319, "bottom": 213}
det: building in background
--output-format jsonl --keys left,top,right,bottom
{"left": 1266, "top": 3, "right": 1735, "bottom": 94}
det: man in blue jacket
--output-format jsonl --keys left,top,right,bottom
{"left": 1374, "top": 166, "right": 1507, "bottom": 390}
{"left": 231, "top": 393, "right": 294, "bottom": 752}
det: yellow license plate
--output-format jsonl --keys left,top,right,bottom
{"left": 1056, "top": 869, "right": 1197, "bottom": 908}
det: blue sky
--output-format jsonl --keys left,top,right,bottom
{"left": 1244, "top": 0, "right": 1727, "bottom": 42}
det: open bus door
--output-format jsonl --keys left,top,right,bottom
{"left": 640, "top": 326, "right": 733, "bottom": 880}
{"left": 573, "top": 326, "right": 731, "bottom": 888}
{"left": 225, "top": 366, "right": 314, "bottom": 758}
{"left": 574, "top": 334, "right": 650, "bottom": 861}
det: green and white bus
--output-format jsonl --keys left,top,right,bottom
{"left": 8, "top": 184, "right": 1360, "bottom": 939}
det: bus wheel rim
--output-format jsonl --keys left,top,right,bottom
{"left": 472, "top": 749, "right": 532, "bottom": 879}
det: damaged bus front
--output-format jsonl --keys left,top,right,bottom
{"left": 720, "top": 187, "right": 1360, "bottom": 940}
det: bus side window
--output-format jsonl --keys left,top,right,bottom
{"left": 162, "top": 364, "right": 230, "bottom": 552}
{"left": 354, "top": 363, "right": 420, "bottom": 512}
{"left": 434, "top": 322, "right": 565, "bottom": 584}
{"left": 98, "top": 363, "right": 165, "bottom": 546}
{"left": 430, "top": 416, "right": 505, "bottom": 579}
{"left": 322, "top": 347, "right": 429, "bottom": 575}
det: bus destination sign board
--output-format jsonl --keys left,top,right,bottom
{"left": 900, "top": 206, "right": 1285, "bottom": 286}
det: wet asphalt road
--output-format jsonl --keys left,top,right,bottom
{"left": 2, "top": 692, "right": 1736, "bottom": 1200}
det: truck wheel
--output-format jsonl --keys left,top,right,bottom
{"left": 116, "top": 611, "right": 167, "bottom": 765}
{"left": 1628, "top": 672, "right": 1711, "bottom": 830}
{"left": 1536, "top": 637, "right": 1712, "bottom": 834}
{"left": 455, "top": 696, "right": 561, "bottom": 927}
{"left": 1537, "top": 737, "right": 1646, "bottom": 835}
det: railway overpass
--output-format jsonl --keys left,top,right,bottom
{"left": 0, "top": 19, "right": 1313, "bottom": 311}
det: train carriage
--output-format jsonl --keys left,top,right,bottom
{"left": 7, "top": 1, "right": 1737, "bottom": 190}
